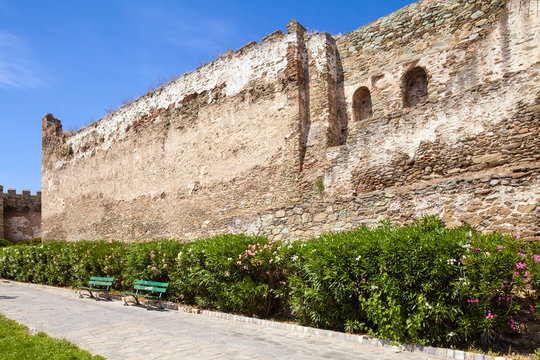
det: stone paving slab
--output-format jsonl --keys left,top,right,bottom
{"left": 0, "top": 280, "right": 441, "bottom": 360}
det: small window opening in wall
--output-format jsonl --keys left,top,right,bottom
{"left": 403, "top": 67, "right": 428, "bottom": 107}
{"left": 352, "top": 87, "right": 372, "bottom": 121}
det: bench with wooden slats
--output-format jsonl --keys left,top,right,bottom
{"left": 78, "top": 276, "right": 114, "bottom": 301}
{"left": 122, "top": 280, "right": 169, "bottom": 310}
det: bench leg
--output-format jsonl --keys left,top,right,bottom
{"left": 79, "top": 289, "right": 95, "bottom": 299}
{"left": 123, "top": 295, "right": 140, "bottom": 306}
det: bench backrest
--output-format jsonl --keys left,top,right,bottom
{"left": 134, "top": 280, "right": 169, "bottom": 293}
{"left": 89, "top": 277, "right": 114, "bottom": 286}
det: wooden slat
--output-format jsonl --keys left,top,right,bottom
{"left": 89, "top": 281, "right": 113, "bottom": 286}
{"left": 134, "top": 285, "right": 167, "bottom": 293}
{"left": 135, "top": 280, "right": 169, "bottom": 287}
{"left": 90, "top": 277, "right": 114, "bottom": 282}
{"left": 123, "top": 291, "right": 159, "bottom": 299}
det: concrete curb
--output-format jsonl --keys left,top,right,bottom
{"left": 2, "top": 280, "right": 509, "bottom": 360}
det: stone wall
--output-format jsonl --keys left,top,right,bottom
{"left": 42, "top": 0, "right": 539, "bottom": 242}
{"left": 42, "top": 22, "right": 313, "bottom": 241}
{"left": 1, "top": 187, "right": 41, "bottom": 242}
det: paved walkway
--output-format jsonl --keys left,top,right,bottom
{"left": 0, "top": 280, "right": 439, "bottom": 360}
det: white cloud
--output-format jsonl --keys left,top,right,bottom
{"left": 0, "top": 30, "right": 45, "bottom": 89}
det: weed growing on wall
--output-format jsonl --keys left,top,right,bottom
{"left": 0, "top": 216, "right": 537, "bottom": 352}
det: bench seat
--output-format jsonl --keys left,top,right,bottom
{"left": 123, "top": 280, "right": 169, "bottom": 310}
{"left": 78, "top": 277, "right": 114, "bottom": 301}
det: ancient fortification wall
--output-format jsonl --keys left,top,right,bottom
{"left": 0, "top": 186, "right": 41, "bottom": 242}
{"left": 42, "top": 0, "right": 539, "bottom": 242}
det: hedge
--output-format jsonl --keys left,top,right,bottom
{"left": 0, "top": 216, "right": 537, "bottom": 352}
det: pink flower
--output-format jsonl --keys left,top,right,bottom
{"left": 509, "top": 319, "right": 516, "bottom": 330}
{"left": 534, "top": 255, "right": 540, "bottom": 262}
{"left": 530, "top": 305, "right": 536, "bottom": 312}
{"left": 225, "top": 272, "right": 230, "bottom": 277}
{"left": 514, "top": 234, "right": 521, "bottom": 239}
{"left": 467, "top": 299, "right": 479, "bottom": 303}
{"left": 120, "top": 260, "right": 123, "bottom": 264}
{"left": 151, "top": 266, "right": 156, "bottom": 271}
{"left": 124, "top": 247, "right": 128, "bottom": 250}
{"left": 151, "top": 253, "right": 155, "bottom": 258}
{"left": 512, "top": 271, "right": 520, "bottom": 278}
{"left": 486, "top": 310, "right": 497, "bottom": 320}
{"left": 517, "top": 252, "right": 526, "bottom": 258}
{"left": 497, "top": 245, "right": 504, "bottom": 251}
{"left": 515, "top": 262, "right": 527, "bottom": 269}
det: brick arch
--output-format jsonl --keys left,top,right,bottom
{"left": 352, "top": 87, "right": 373, "bottom": 121}
{"left": 403, "top": 67, "right": 428, "bottom": 107}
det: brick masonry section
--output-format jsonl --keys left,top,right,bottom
{"left": 0, "top": 186, "right": 41, "bottom": 242}
{"left": 42, "top": 0, "right": 539, "bottom": 242}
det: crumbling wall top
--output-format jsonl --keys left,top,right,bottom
{"left": 338, "top": 0, "right": 508, "bottom": 58}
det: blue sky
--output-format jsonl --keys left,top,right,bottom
{"left": 0, "top": 0, "right": 415, "bottom": 193}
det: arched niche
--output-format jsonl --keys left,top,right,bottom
{"left": 352, "top": 87, "right": 373, "bottom": 121}
{"left": 403, "top": 67, "right": 428, "bottom": 107}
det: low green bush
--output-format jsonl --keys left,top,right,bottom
{"left": 171, "top": 234, "right": 290, "bottom": 317}
{"left": 287, "top": 217, "right": 538, "bottom": 350}
{"left": 0, "top": 216, "right": 537, "bottom": 352}
{"left": 0, "top": 239, "right": 12, "bottom": 248}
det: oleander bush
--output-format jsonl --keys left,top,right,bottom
{"left": 0, "top": 239, "right": 12, "bottom": 247}
{"left": 0, "top": 216, "right": 537, "bottom": 352}
{"left": 287, "top": 217, "right": 538, "bottom": 350}
{"left": 170, "top": 234, "right": 290, "bottom": 317}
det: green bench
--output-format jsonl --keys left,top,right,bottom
{"left": 78, "top": 276, "right": 114, "bottom": 301}
{"left": 123, "top": 280, "right": 169, "bottom": 310}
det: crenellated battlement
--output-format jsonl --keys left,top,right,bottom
{"left": 1, "top": 185, "right": 41, "bottom": 241}
{"left": 3, "top": 188, "right": 41, "bottom": 212}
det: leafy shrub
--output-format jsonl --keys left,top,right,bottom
{"left": 123, "top": 239, "right": 182, "bottom": 288}
{"left": 171, "top": 234, "right": 289, "bottom": 317}
{"left": 0, "top": 239, "right": 12, "bottom": 248}
{"left": 287, "top": 216, "right": 539, "bottom": 350}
